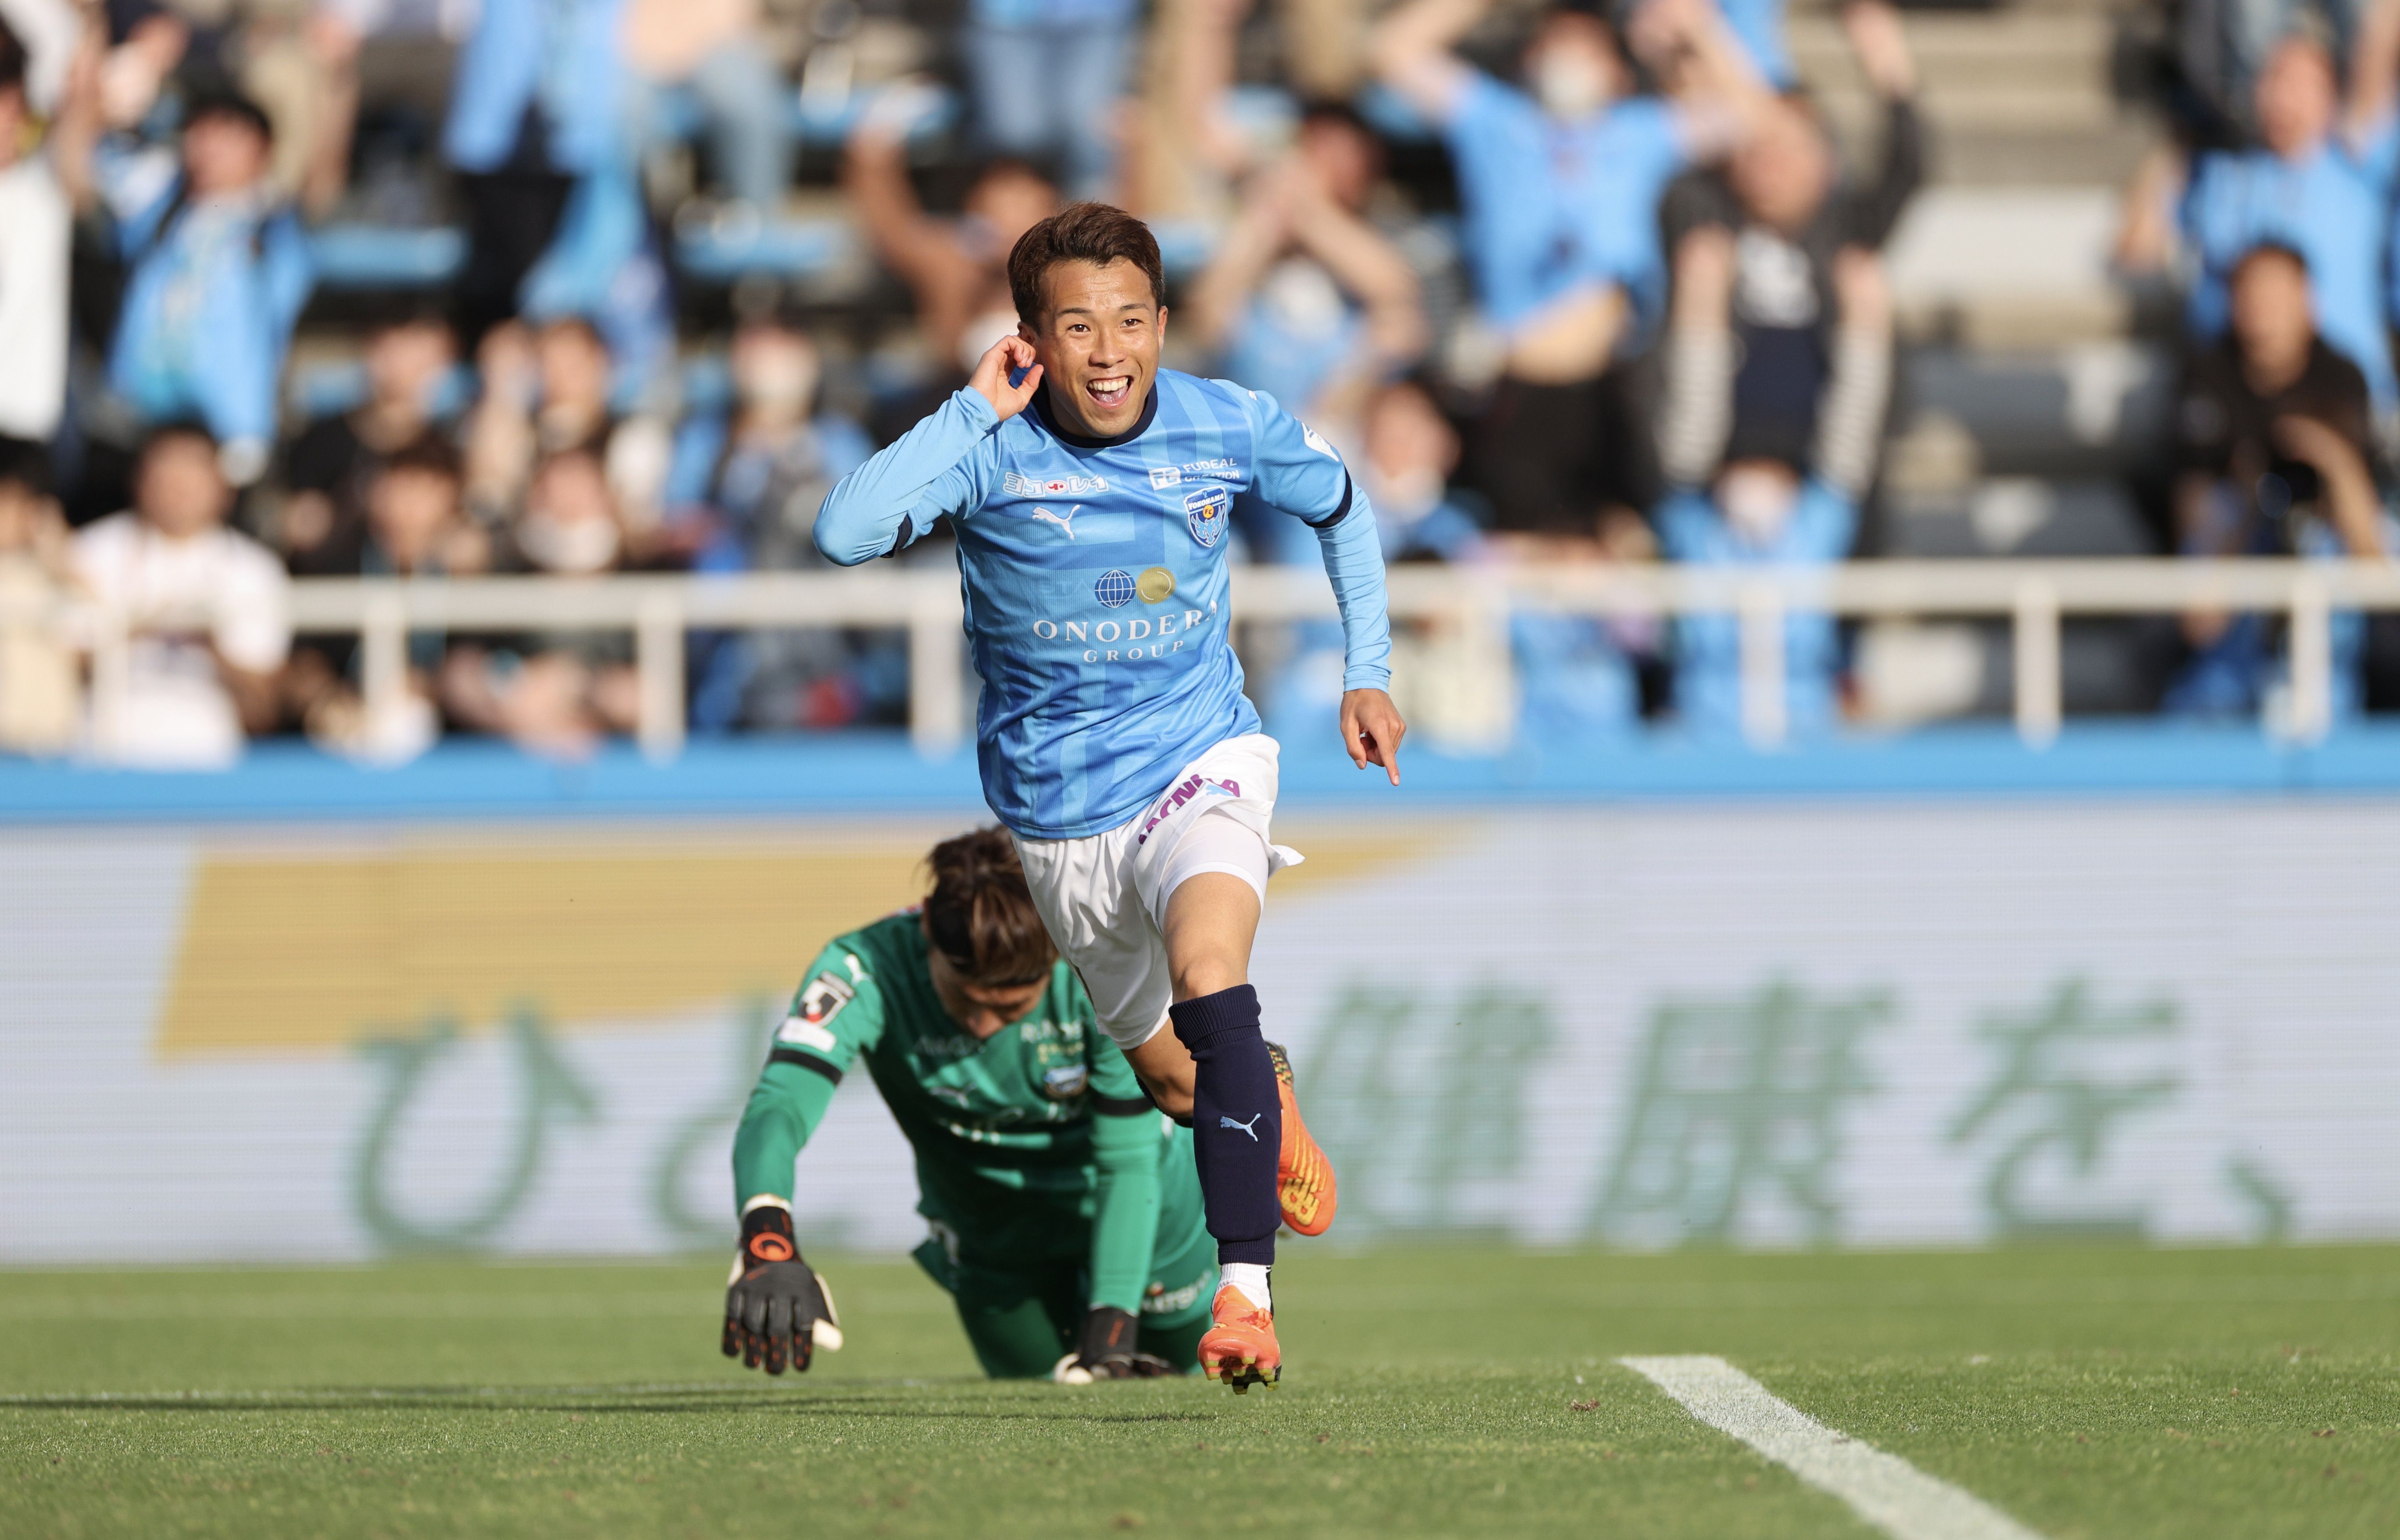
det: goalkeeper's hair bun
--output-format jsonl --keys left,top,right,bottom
{"left": 923, "top": 826, "right": 1057, "bottom": 987}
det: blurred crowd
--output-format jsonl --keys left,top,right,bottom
{"left": 0, "top": 0, "right": 2386, "bottom": 767}
{"left": 2120, "top": 0, "right": 2400, "bottom": 721}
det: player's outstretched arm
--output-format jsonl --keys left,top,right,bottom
{"left": 722, "top": 1204, "right": 844, "bottom": 1375}
{"left": 1057, "top": 1095, "right": 1170, "bottom": 1382}
{"left": 811, "top": 337, "right": 1041, "bottom": 565}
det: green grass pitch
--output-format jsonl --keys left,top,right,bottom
{"left": 2, "top": 1244, "right": 2393, "bottom": 1538}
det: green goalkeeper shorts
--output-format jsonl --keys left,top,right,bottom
{"left": 911, "top": 1217, "right": 1217, "bottom": 1379}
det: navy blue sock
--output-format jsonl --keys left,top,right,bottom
{"left": 1170, "top": 984, "right": 1280, "bottom": 1268}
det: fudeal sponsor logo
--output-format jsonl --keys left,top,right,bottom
{"left": 1152, "top": 458, "right": 1242, "bottom": 490}
{"left": 1004, "top": 470, "right": 1109, "bottom": 497}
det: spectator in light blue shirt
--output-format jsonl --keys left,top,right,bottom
{"left": 1371, "top": 0, "right": 1759, "bottom": 536}
{"left": 657, "top": 313, "right": 880, "bottom": 731}
{"left": 964, "top": 0, "right": 1138, "bottom": 198}
{"left": 2181, "top": 30, "right": 2400, "bottom": 413}
{"left": 82, "top": 93, "right": 314, "bottom": 487}
{"left": 443, "top": 0, "right": 639, "bottom": 346}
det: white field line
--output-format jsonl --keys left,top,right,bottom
{"left": 1620, "top": 1355, "right": 2046, "bottom": 1540}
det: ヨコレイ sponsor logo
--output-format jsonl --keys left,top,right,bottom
{"left": 1004, "top": 471, "right": 1108, "bottom": 497}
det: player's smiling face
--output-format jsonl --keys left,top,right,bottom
{"left": 1022, "top": 258, "right": 1165, "bottom": 440}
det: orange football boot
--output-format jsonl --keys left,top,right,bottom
{"left": 1197, "top": 1283, "right": 1280, "bottom": 1394}
{"left": 1267, "top": 1041, "right": 1337, "bottom": 1236}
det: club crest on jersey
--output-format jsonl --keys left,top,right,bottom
{"left": 1183, "top": 486, "right": 1229, "bottom": 548}
{"left": 1094, "top": 569, "right": 1136, "bottom": 608}
{"left": 1040, "top": 1064, "right": 1090, "bottom": 1101}
{"left": 1004, "top": 470, "right": 1109, "bottom": 498}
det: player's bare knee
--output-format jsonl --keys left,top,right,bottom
{"left": 1163, "top": 874, "right": 1260, "bottom": 1001}
{"left": 1168, "top": 943, "right": 1248, "bottom": 1001}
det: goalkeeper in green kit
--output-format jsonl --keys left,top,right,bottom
{"left": 722, "top": 827, "right": 1235, "bottom": 1380}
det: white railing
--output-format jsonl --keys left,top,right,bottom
{"left": 23, "top": 559, "right": 2400, "bottom": 760}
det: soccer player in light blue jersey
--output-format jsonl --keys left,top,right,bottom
{"left": 814, "top": 203, "right": 1405, "bottom": 1390}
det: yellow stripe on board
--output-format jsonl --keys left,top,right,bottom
{"left": 156, "top": 846, "right": 927, "bottom": 1058}
{"left": 153, "top": 825, "right": 1442, "bottom": 1058}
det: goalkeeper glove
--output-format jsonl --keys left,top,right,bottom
{"left": 721, "top": 1207, "right": 842, "bottom": 1375}
{"left": 1050, "top": 1306, "right": 1175, "bottom": 1383}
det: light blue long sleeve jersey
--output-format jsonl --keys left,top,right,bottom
{"left": 815, "top": 371, "right": 1393, "bottom": 840}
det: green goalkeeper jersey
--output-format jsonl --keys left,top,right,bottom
{"left": 732, "top": 910, "right": 1200, "bottom": 1316}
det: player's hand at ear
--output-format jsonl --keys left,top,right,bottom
{"left": 969, "top": 336, "right": 1044, "bottom": 422}
{"left": 721, "top": 1208, "right": 843, "bottom": 1375}
{"left": 1340, "top": 688, "right": 1407, "bottom": 786}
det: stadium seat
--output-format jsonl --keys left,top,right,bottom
{"left": 308, "top": 225, "right": 468, "bottom": 290}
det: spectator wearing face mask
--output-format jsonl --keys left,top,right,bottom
{"left": 2167, "top": 242, "right": 2388, "bottom": 718}
{"left": 2171, "top": 25, "right": 2400, "bottom": 414}
{"left": 658, "top": 311, "right": 888, "bottom": 732}
{"left": 1371, "top": 0, "right": 1763, "bottom": 540}
{"left": 1654, "top": 232, "right": 1891, "bottom": 740}
{"left": 1185, "top": 103, "right": 1425, "bottom": 518}
{"left": 72, "top": 423, "right": 293, "bottom": 768}
{"left": 275, "top": 307, "right": 459, "bottom": 574}
{"left": 441, "top": 447, "right": 641, "bottom": 756}
{"left": 1260, "top": 380, "right": 1490, "bottom": 735}
{"left": 462, "top": 314, "right": 673, "bottom": 542}
{"left": 59, "top": 91, "right": 314, "bottom": 489}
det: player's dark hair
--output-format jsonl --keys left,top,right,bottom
{"left": 1007, "top": 202, "right": 1165, "bottom": 323}
{"left": 923, "top": 826, "right": 1057, "bottom": 987}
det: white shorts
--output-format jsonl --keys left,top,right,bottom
{"left": 1012, "top": 733, "right": 1302, "bottom": 1051}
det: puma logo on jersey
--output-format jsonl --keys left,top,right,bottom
{"left": 1030, "top": 507, "right": 1076, "bottom": 538}
{"left": 1218, "top": 1113, "right": 1264, "bottom": 1141}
